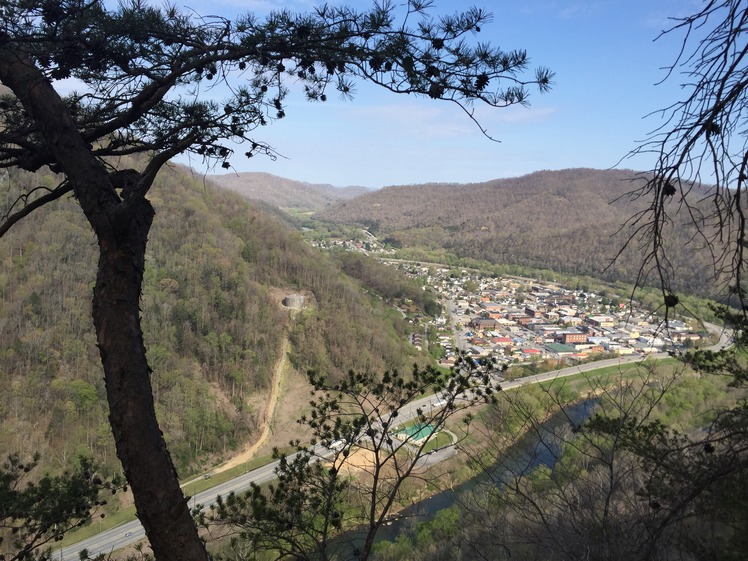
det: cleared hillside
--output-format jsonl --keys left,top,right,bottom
{"left": 209, "top": 171, "right": 369, "bottom": 211}
{"left": 316, "top": 168, "right": 719, "bottom": 296}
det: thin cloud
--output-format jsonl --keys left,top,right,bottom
{"left": 323, "top": 98, "right": 558, "bottom": 146}
{"left": 558, "top": 2, "right": 604, "bottom": 20}
{"left": 340, "top": 102, "right": 477, "bottom": 139}
{"left": 488, "top": 105, "right": 557, "bottom": 124}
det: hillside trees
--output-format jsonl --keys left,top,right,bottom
{"left": 332, "top": 252, "right": 442, "bottom": 316}
{"left": 0, "top": 1, "right": 551, "bottom": 559}
{"left": 200, "top": 357, "right": 501, "bottom": 561}
{"left": 0, "top": 163, "right": 425, "bottom": 477}
{"left": 314, "top": 169, "right": 721, "bottom": 296}
{"left": 0, "top": 164, "right": 289, "bottom": 475}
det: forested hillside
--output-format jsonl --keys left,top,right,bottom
{"left": 316, "top": 168, "right": 719, "bottom": 296}
{"left": 0, "top": 163, "right": 421, "bottom": 477}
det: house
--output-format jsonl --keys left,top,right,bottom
{"left": 480, "top": 301, "right": 503, "bottom": 312}
{"left": 556, "top": 307, "right": 579, "bottom": 317}
{"left": 671, "top": 332, "right": 701, "bottom": 343}
{"left": 439, "top": 356, "right": 457, "bottom": 366}
{"left": 588, "top": 336, "right": 611, "bottom": 346}
{"left": 668, "top": 320, "right": 689, "bottom": 332}
{"left": 525, "top": 305, "right": 546, "bottom": 318}
{"left": 492, "top": 336, "right": 514, "bottom": 346}
{"left": 469, "top": 345, "right": 490, "bottom": 357}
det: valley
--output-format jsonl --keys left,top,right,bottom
{"left": 3, "top": 1, "right": 747, "bottom": 558}
{"left": 54, "top": 183, "right": 732, "bottom": 559}
{"left": 2, "top": 165, "right": 744, "bottom": 561}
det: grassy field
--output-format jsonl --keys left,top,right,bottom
{"left": 423, "top": 431, "right": 454, "bottom": 452}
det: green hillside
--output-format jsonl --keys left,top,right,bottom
{"left": 0, "top": 163, "right": 423, "bottom": 477}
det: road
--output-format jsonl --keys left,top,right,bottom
{"left": 57, "top": 456, "right": 288, "bottom": 560}
{"left": 57, "top": 322, "right": 731, "bottom": 560}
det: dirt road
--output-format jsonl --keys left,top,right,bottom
{"left": 213, "top": 336, "right": 290, "bottom": 473}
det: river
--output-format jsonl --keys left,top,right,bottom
{"left": 335, "top": 399, "right": 598, "bottom": 558}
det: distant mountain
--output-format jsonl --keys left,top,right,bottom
{"left": 209, "top": 171, "right": 370, "bottom": 211}
{"left": 315, "top": 168, "right": 719, "bottom": 296}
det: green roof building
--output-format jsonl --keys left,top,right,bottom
{"left": 545, "top": 343, "right": 577, "bottom": 355}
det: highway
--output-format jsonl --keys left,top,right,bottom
{"left": 57, "top": 455, "right": 287, "bottom": 560}
{"left": 57, "top": 322, "right": 731, "bottom": 560}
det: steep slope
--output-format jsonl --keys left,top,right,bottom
{"left": 209, "top": 171, "right": 369, "bottom": 211}
{"left": 0, "top": 163, "right": 420, "bottom": 477}
{"left": 316, "top": 168, "right": 718, "bottom": 295}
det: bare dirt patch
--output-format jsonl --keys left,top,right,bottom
{"left": 214, "top": 337, "right": 291, "bottom": 473}
{"left": 268, "top": 287, "right": 317, "bottom": 310}
{"left": 335, "top": 448, "right": 379, "bottom": 477}
{"left": 199, "top": 288, "right": 327, "bottom": 476}
{"left": 255, "top": 366, "right": 315, "bottom": 455}
{"left": 211, "top": 329, "right": 315, "bottom": 472}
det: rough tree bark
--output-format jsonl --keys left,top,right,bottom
{"left": 0, "top": 49, "right": 209, "bottom": 561}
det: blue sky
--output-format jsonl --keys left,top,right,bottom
{"left": 177, "top": 0, "right": 700, "bottom": 188}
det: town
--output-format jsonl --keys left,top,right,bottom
{"left": 309, "top": 230, "right": 706, "bottom": 376}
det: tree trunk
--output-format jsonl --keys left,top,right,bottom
{"left": 0, "top": 49, "right": 209, "bottom": 561}
{"left": 92, "top": 197, "right": 209, "bottom": 561}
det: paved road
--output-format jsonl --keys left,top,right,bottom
{"left": 57, "top": 452, "right": 306, "bottom": 560}
{"left": 57, "top": 322, "right": 731, "bottom": 560}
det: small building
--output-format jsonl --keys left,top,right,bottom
{"left": 587, "top": 315, "right": 616, "bottom": 328}
{"left": 670, "top": 332, "right": 701, "bottom": 343}
{"left": 525, "top": 306, "right": 545, "bottom": 318}
{"left": 492, "top": 336, "right": 514, "bottom": 346}
{"left": 545, "top": 343, "right": 577, "bottom": 356}
{"left": 470, "top": 318, "right": 499, "bottom": 331}
{"left": 560, "top": 331, "right": 588, "bottom": 345}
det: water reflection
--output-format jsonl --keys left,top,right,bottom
{"left": 371, "top": 399, "right": 597, "bottom": 548}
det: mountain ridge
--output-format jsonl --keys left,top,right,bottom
{"left": 314, "top": 167, "right": 718, "bottom": 295}
{"left": 209, "top": 171, "right": 370, "bottom": 211}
